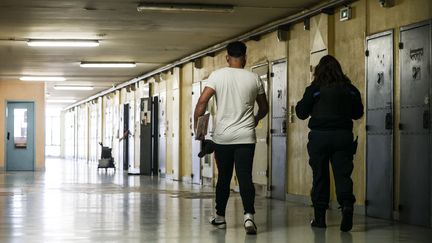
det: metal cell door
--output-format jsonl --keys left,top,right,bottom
{"left": 191, "top": 82, "right": 202, "bottom": 184}
{"left": 158, "top": 91, "right": 167, "bottom": 177}
{"left": 6, "top": 102, "right": 35, "bottom": 171}
{"left": 251, "top": 63, "right": 270, "bottom": 186}
{"left": 172, "top": 88, "right": 180, "bottom": 180}
{"left": 365, "top": 30, "right": 394, "bottom": 220}
{"left": 152, "top": 96, "right": 159, "bottom": 175}
{"left": 399, "top": 20, "right": 431, "bottom": 227}
{"left": 122, "top": 104, "right": 129, "bottom": 171}
{"left": 270, "top": 59, "right": 287, "bottom": 200}
{"left": 140, "top": 98, "right": 153, "bottom": 175}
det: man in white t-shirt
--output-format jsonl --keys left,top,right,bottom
{"left": 194, "top": 41, "right": 268, "bottom": 234}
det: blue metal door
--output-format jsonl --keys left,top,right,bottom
{"left": 6, "top": 102, "right": 35, "bottom": 171}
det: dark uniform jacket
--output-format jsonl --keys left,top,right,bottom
{"left": 295, "top": 83, "right": 364, "bottom": 131}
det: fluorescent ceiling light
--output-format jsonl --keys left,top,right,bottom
{"left": 27, "top": 39, "right": 99, "bottom": 47}
{"left": 47, "top": 99, "right": 77, "bottom": 104}
{"left": 80, "top": 62, "right": 136, "bottom": 68}
{"left": 54, "top": 85, "right": 94, "bottom": 91}
{"left": 137, "top": 3, "right": 234, "bottom": 13}
{"left": 20, "top": 76, "right": 66, "bottom": 82}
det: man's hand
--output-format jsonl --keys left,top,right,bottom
{"left": 254, "top": 116, "right": 259, "bottom": 127}
{"left": 194, "top": 87, "right": 216, "bottom": 131}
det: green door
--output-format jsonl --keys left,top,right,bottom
{"left": 6, "top": 102, "right": 35, "bottom": 171}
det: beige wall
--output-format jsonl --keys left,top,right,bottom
{"left": 61, "top": 0, "right": 431, "bottom": 209}
{"left": 332, "top": 0, "right": 368, "bottom": 205}
{"left": 0, "top": 81, "right": 45, "bottom": 171}
{"left": 287, "top": 22, "right": 313, "bottom": 196}
{"left": 164, "top": 70, "right": 176, "bottom": 177}
{"left": 180, "top": 63, "right": 193, "bottom": 180}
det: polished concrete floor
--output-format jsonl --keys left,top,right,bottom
{"left": 0, "top": 158, "right": 431, "bottom": 243}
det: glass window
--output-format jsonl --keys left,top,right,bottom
{"left": 14, "top": 109, "right": 28, "bottom": 148}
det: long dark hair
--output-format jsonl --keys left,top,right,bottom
{"left": 312, "top": 55, "right": 351, "bottom": 87}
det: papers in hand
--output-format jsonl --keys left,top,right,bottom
{"left": 195, "top": 113, "right": 210, "bottom": 140}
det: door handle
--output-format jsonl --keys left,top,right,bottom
{"left": 7, "top": 132, "right": 10, "bottom": 140}
{"left": 385, "top": 113, "right": 393, "bottom": 130}
{"left": 282, "top": 120, "right": 287, "bottom": 133}
{"left": 423, "top": 110, "right": 430, "bottom": 129}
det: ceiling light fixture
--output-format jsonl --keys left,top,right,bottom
{"left": 27, "top": 39, "right": 99, "bottom": 47}
{"left": 137, "top": 3, "right": 234, "bottom": 13}
{"left": 20, "top": 76, "right": 66, "bottom": 82}
{"left": 80, "top": 62, "right": 137, "bottom": 68}
{"left": 54, "top": 85, "right": 94, "bottom": 91}
{"left": 46, "top": 99, "right": 77, "bottom": 104}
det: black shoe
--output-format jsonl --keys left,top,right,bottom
{"left": 340, "top": 206, "right": 353, "bottom": 232}
{"left": 311, "top": 208, "right": 326, "bottom": 228}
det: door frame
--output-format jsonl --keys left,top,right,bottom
{"left": 251, "top": 62, "right": 270, "bottom": 189}
{"left": 364, "top": 29, "right": 394, "bottom": 219}
{"left": 191, "top": 82, "right": 202, "bottom": 184}
{"left": 5, "top": 100, "right": 36, "bottom": 171}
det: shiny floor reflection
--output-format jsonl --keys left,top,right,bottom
{"left": 0, "top": 158, "right": 430, "bottom": 243}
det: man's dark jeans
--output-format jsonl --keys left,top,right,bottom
{"left": 214, "top": 143, "right": 256, "bottom": 216}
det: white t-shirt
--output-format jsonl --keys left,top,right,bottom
{"left": 205, "top": 67, "right": 265, "bottom": 144}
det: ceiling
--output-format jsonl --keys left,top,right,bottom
{"left": 0, "top": 0, "right": 322, "bottom": 108}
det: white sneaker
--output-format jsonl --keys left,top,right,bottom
{"left": 244, "top": 213, "right": 257, "bottom": 234}
{"left": 209, "top": 215, "right": 226, "bottom": 229}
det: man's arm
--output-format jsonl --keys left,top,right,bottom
{"left": 194, "top": 87, "right": 216, "bottom": 130}
{"left": 255, "top": 93, "right": 269, "bottom": 126}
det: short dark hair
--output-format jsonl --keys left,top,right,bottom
{"left": 226, "top": 41, "right": 246, "bottom": 57}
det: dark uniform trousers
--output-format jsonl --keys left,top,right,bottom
{"left": 307, "top": 130, "right": 356, "bottom": 210}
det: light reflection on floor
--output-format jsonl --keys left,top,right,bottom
{"left": 0, "top": 158, "right": 430, "bottom": 243}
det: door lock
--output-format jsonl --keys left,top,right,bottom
{"left": 282, "top": 120, "right": 287, "bottom": 133}
{"left": 423, "top": 110, "right": 430, "bottom": 129}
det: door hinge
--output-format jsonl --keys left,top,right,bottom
{"left": 399, "top": 42, "right": 404, "bottom": 49}
{"left": 365, "top": 50, "right": 369, "bottom": 57}
{"left": 365, "top": 200, "right": 369, "bottom": 206}
{"left": 270, "top": 72, "right": 275, "bottom": 78}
